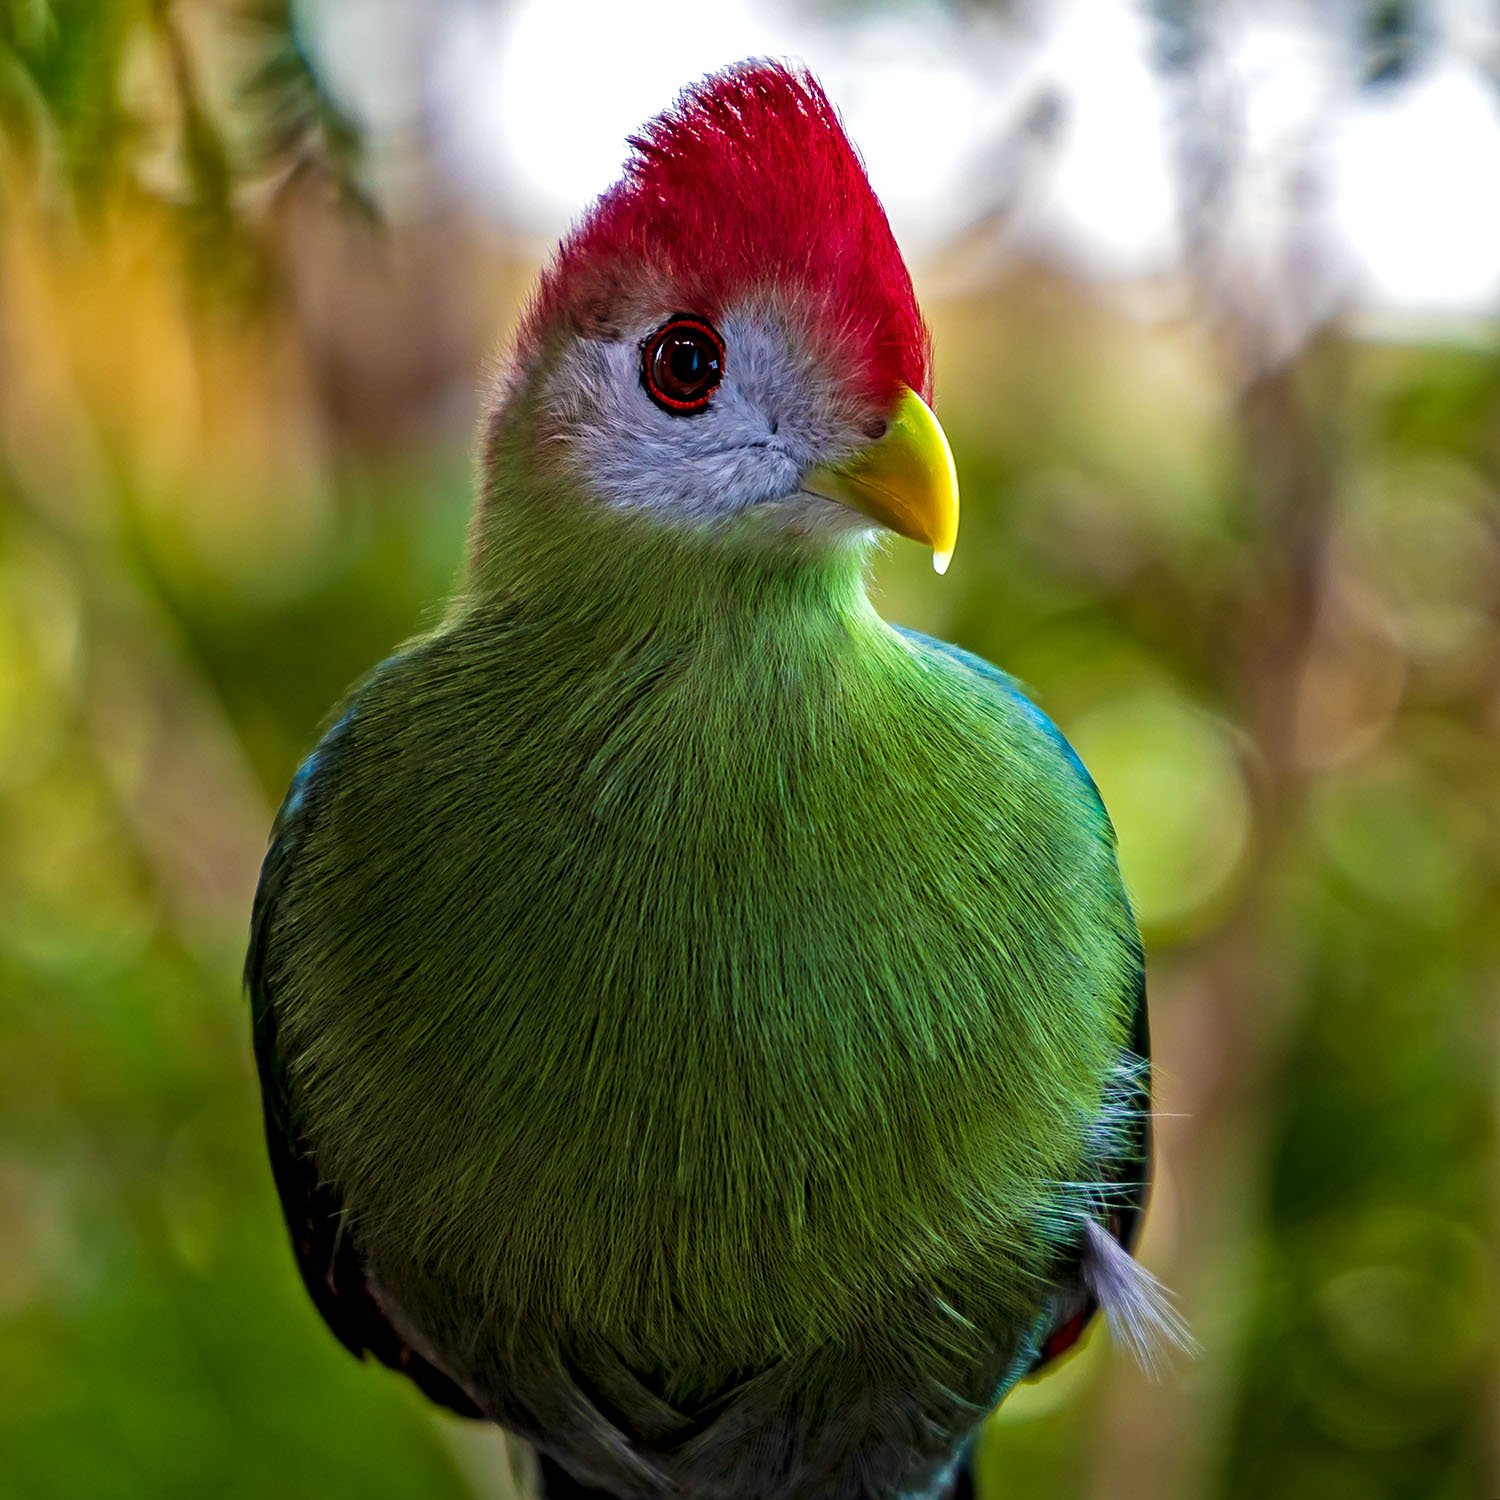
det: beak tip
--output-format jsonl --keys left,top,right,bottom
{"left": 805, "top": 387, "right": 959, "bottom": 572}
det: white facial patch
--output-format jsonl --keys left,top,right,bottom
{"left": 536, "top": 296, "right": 877, "bottom": 535}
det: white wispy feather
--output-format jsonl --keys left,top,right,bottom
{"left": 1081, "top": 1219, "right": 1199, "bottom": 1376}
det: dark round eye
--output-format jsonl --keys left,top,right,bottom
{"left": 641, "top": 316, "right": 724, "bottom": 414}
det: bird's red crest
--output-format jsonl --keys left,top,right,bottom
{"left": 520, "top": 61, "right": 932, "bottom": 407}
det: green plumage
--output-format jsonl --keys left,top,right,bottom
{"left": 253, "top": 480, "right": 1143, "bottom": 1496}
{"left": 248, "top": 60, "right": 1167, "bottom": 1500}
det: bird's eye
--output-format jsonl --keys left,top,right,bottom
{"left": 641, "top": 316, "right": 724, "bottom": 414}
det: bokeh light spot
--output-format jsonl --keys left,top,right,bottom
{"left": 1069, "top": 693, "right": 1253, "bottom": 938}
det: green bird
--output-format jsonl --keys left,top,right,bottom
{"left": 248, "top": 60, "right": 1187, "bottom": 1500}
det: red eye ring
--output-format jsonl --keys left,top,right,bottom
{"left": 641, "top": 315, "right": 725, "bottom": 414}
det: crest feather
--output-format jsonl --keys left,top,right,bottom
{"left": 521, "top": 60, "right": 932, "bottom": 406}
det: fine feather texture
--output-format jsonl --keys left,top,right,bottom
{"left": 1082, "top": 1220, "right": 1198, "bottom": 1377}
{"left": 249, "top": 59, "right": 1175, "bottom": 1500}
{"left": 523, "top": 298, "right": 873, "bottom": 528}
{"left": 519, "top": 60, "right": 931, "bottom": 406}
{"left": 255, "top": 508, "right": 1146, "bottom": 1498}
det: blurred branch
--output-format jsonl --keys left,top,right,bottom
{"left": 1361, "top": 0, "right": 1426, "bottom": 88}
{"left": 1087, "top": 8, "right": 1350, "bottom": 1499}
{"left": 0, "top": 0, "right": 145, "bottom": 206}
{"left": 235, "top": 0, "right": 374, "bottom": 220}
{"left": 0, "top": 0, "right": 373, "bottom": 289}
{"left": 150, "top": 0, "right": 242, "bottom": 285}
{"left": 0, "top": 0, "right": 375, "bottom": 940}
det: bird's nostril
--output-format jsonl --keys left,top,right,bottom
{"left": 863, "top": 417, "right": 888, "bottom": 441}
{"left": 769, "top": 417, "right": 780, "bottom": 435}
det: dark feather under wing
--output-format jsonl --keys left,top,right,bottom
{"left": 1025, "top": 970, "right": 1152, "bottom": 1374}
{"left": 246, "top": 707, "right": 483, "bottom": 1420}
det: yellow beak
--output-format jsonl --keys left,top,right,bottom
{"left": 801, "top": 387, "right": 960, "bottom": 574}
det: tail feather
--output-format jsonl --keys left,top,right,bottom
{"left": 1081, "top": 1218, "right": 1197, "bottom": 1376}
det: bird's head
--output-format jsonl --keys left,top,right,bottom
{"left": 481, "top": 61, "right": 959, "bottom": 579}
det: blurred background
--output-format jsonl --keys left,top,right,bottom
{"left": 0, "top": 1, "right": 1496, "bottom": 1496}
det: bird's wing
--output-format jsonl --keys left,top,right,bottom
{"left": 245, "top": 694, "right": 483, "bottom": 1419}
{"left": 893, "top": 627, "right": 1153, "bottom": 1375}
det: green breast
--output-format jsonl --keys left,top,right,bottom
{"left": 265, "top": 548, "right": 1138, "bottom": 1397}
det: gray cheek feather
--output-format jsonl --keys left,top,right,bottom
{"left": 540, "top": 306, "right": 872, "bottom": 532}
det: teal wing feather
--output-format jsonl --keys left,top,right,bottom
{"left": 895, "top": 627, "right": 1152, "bottom": 1373}
{"left": 246, "top": 684, "right": 484, "bottom": 1419}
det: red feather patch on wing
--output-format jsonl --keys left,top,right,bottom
{"left": 520, "top": 60, "right": 932, "bottom": 407}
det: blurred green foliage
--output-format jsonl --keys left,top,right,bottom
{"left": 0, "top": 5, "right": 1495, "bottom": 1499}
